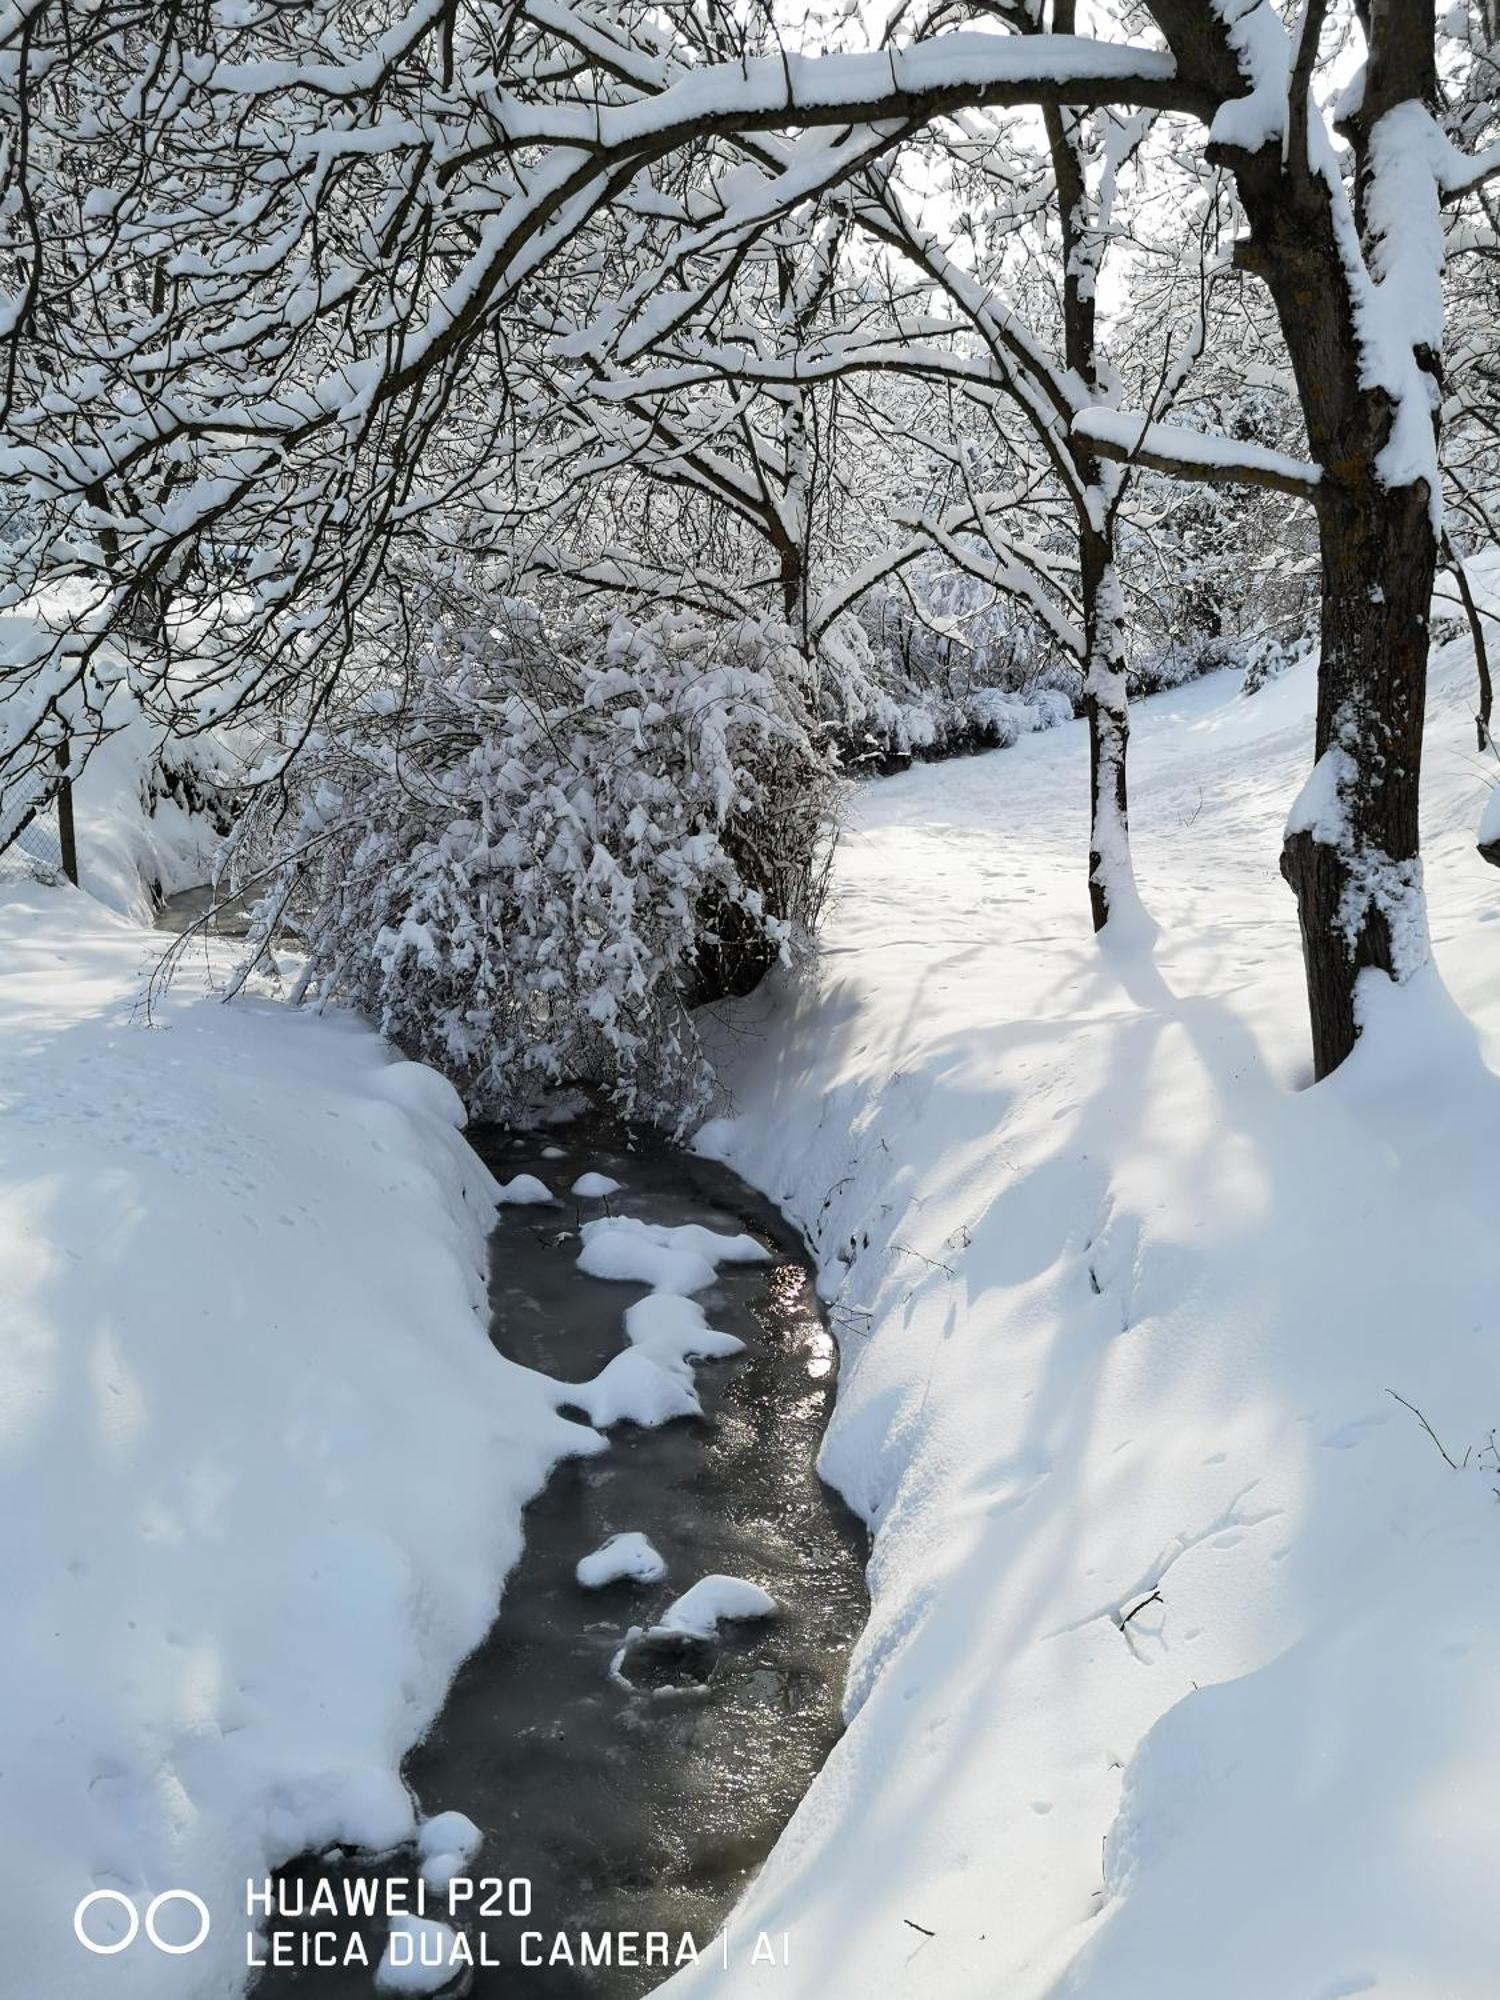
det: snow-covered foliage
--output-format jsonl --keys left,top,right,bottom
{"left": 818, "top": 605, "right": 1074, "bottom": 769}
{"left": 235, "top": 603, "right": 834, "bottom": 1131}
{"left": 2, "top": 0, "right": 1493, "bottom": 1070}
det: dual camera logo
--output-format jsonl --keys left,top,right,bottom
{"left": 73, "top": 1889, "right": 211, "bottom": 1957}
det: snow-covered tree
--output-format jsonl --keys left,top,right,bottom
{"left": 4, "top": 0, "right": 1500, "bottom": 1079}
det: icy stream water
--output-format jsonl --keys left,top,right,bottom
{"left": 242, "top": 1100, "right": 868, "bottom": 1997}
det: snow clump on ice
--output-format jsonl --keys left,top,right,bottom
{"left": 576, "top": 1532, "right": 668, "bottom": 1588}
{"left": 576, "top": 1214, "right": 768, "bottom": 1293}
{"left": 658, "top": 1574, "right": 778, "bottom": 1638}
{"left": 495, "top": 1173, "right": 556, "bottom": 1205}
{"left": 416, "top": 1809, "right": 483, "bottom": 1891}
{"left": 563, "top": 1349, "right": 702, "bottom": 1429}
{"left": 375, "top": 1914, "right": 464, "bottom": 1994}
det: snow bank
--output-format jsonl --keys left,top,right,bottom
{"left": 1057, "top": 1495, "right": 1500, "bottom": 1999}
{"left": 1477, "top": 777, "right": 1500, "bottom": 856}
{"left": 0, "top": 885, "right": 600, "bottom": 1999}
{"left": 69, "top": 717, "right": 219, "bottom": 923}
{"left": 0, "top": 605, "right": 232, "bottom": 923}
{"left": 675, "top": 618, "right": 1500, "bottom": 2000}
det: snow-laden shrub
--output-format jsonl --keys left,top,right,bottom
{"left": 1240, "top": 628, "right": 1310, "bottom": 695}
{"left": 1127, "top": 633, "right": 1233, "bottom": 697}
{"left": 965, "top": 684, "right": 1074, "bottom": 743}
{"left": 1127, "top": 621, "right": 1315, "bottom": 700}
{"left": 145, "top": 735, "right": 238, "bottom": 841}
{"left": 817, "top": 611, "right": 1076, "bottom": 770}
{"left": 235, "top": 606, "right": 835, "bottom": 1131}
{"left": 815, "top": 615, "right": 923, "bottom": 764}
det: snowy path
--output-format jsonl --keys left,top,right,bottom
{"left": 687, "top": 630, "right": 1500, "bottom": 2000}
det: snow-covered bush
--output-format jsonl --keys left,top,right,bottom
{"left": 1240, "top": 628, "right": 1311, "bottom": 696}
{"left": 819, "top": 602, "right": 1077, "bottom": 770}
{"left": 236, "top": 604, "right": 835, "bottom": 1131}
{"left": 1120, "top": 438, "right": 1319, "bottom": 699}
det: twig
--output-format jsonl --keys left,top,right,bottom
{"left": 1385, "top": 1388, "right": 1458, "bottom": 1471}
{"left": 1118, "top": 1588, "right": 1162, "bottom": 1628}
{"left": 891, "top": 1241, "right": 955, "bottom": 1277}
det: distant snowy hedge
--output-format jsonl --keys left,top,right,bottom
{"left": 239, "top": 603, "right": 834, "bottom": 1131}
{"left": 819, "top": 602, "right": 1077, "bottom": 770}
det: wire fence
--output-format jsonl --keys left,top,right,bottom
{"left": 0, "top": 757, "right": 76, "bottom": 887}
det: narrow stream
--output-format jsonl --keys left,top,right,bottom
{"left": 156, "top": 888, "right": 867, "bottom": 2000}
{"left": 273, "top": 1123, "right": 865, "bottom": 1996}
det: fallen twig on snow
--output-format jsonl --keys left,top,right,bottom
{"left": 1385, "top": 1388, "right": 1459, "bottom": 1471}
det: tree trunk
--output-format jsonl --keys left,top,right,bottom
{"left": 1149, "top": 0, "right": 1443, "bottom": 1077}
{"left": 779, "top": 547, "right": 804, "bottom": 633}
{"left": 1082, "top": 529, "right": 1134, "bottom": 932}
{"left": 1043, "top": 39, "right": 1141, "bottom": 939}
{"left": 1281, "top": 478, "right": 1435, "bottom": 1077}
{"left": 1442, "top": 536, "right": 1493, "bottom": 751}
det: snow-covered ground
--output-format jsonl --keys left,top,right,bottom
{"left": 684, "top": 613, "right": 1500, "bottom": 1998}
{"left": 8, "top": 589, "right": 1500, "bottom": 2000}
{"left": 0, "top": 886, "right": 603, "bottom": 1997}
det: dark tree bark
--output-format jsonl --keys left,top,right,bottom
{"left": 1148, "top": 0, "right": 1443, "bottom": 1075}
{"left": 1282, "top": 479, "right": 1435, "bottom": 1075}
{"left": 55, "top": 738, "right": 79, "bottom": 886}
{"left": 1443, "top": 536, "right": 1493, "bottom": 753}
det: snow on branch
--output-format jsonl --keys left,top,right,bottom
{"left": 469, "top": 35, "right": 1185, "bottom": 153}
{"left": 1073, "top": 407, "right": 1322, "bottom": 500}
{"left": 905, "top": 512, "right": 1086, "bottom": 658}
